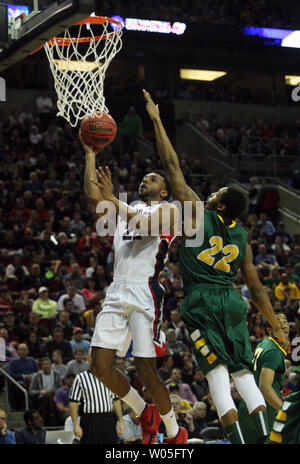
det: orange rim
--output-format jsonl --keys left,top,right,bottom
{"left": 30, "top": 16, "right": 123, "bottom": 55}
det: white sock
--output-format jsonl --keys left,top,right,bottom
{"left": 121, "top": 386, "right": 146, "bottom": 416}
{"left": 160, "top": 407, "right": 179, "bottom": 438}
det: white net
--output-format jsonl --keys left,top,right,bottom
{"left": 43, "top": 17, "right": 123, "bottom": 127}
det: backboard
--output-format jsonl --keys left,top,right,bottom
{"left": 0, "top": 0, "right": 96, "bottom": 71}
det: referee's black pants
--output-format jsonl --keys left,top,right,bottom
{"left": 80, "top": 412, "right": 118, "bottom": 445}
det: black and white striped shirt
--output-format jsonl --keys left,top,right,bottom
{"left": 69, "top": 370, "right": 117, "bottom": 414}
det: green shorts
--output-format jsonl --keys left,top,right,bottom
{"left": 180, "top": 285, "right": 253, "bottom": 375}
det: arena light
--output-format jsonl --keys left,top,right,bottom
{"left": 180, "top": 69, "right": 227, "bottom": 81}
{"left": 282, "top": 31, "right": 300, "bottom": 49}
{"left": 242, "top": 26, "right": 300, "bottom": 49}
{"left": 285, "top": 75, "right": 300, "bottom": 86}
{"left": 53, "top": 59, "right": 101, "bottom": 72}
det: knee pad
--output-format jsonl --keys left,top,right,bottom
{"left": 206, "top": 364, "right": 237, "bottom": 419}
{"left": 231, "top": 369, "right": 266, "bottom": 413}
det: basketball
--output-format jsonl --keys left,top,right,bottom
{"left": 80, "top": 112, "right": 117, "bottom": 150}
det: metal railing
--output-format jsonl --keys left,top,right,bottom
{"left": 0, "top": 365, "right": 29, "bottom": 412}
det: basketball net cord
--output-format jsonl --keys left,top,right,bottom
{"left": 44, "top": 19, "right": 123, "bottom": 127}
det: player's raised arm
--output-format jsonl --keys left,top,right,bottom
{"left": 240, "top": 243, "right": 290, "bottom": 353}
{"left": 80, "top": 130, "right": 107, "bottom": 220}
{"left": 143, "top": 89, "right": 200, "bottom": 207}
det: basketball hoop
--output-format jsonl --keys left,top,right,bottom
{"left": 31, "top": 16, "right": 123, "bottom": 127}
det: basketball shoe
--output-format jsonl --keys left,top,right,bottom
{"left": 164, "top": 426, "right": 188, "bottom": 444}
{"left": 138, "top": 403, "right": 161, "bottom": 444}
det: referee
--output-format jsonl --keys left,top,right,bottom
{"left": 69, "top": 349, "right": 124, "bottom": 444}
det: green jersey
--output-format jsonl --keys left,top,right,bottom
{"left": 238, "top": 336, "right": 287, "bottom": 443}
{"left": 179, "top": 209, "right": 248, "bottom": 290}
{"left": 252, "top": 337, "right": 286, "bottom": 401}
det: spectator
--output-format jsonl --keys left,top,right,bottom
{"left": 274, "top": 273, "right": 300, "bottom": 301}
{"left": 165, "top": 328, "right": 189, "bottom": 355}
{"left": 191, "top": 367, "right": 209, "bottom": 401}
{"left": 55, "top": 310, "right": 74, "bottom": 340}
{"left": 42, "top": 327, "right": 73, "bottom": 364}
{"left": 62, "top": 262, "right": 87, "bottom": 290}
{"left": 256, "top": 213, "right": 276, "bottom": 237}
{"left": 254, "top": 244, "right": 276, "bottom": 269}
{"left": 167, "top": 309, "right": 190, "bottom": 345}
{"left": 29, "top": 357, "right": 62, "bottom": 426}
{"left": 57, "top": 280, "right": 86, "bottom": 314}
{"left": 169, "top": 384, "right": 192, "bottom": 411}
{"left": 32, "top": 287, "right": 57, "bottom": 319}
{"left": 83, "top": 301, "right": 102, "bottom": 329}
{"left": 191, "top": 401, "right": 210, "bottom": 435}
{"left": 117, "top": 407, "right": 142, "bottom": 444}
{"left": 1, "top": 312, "right": 29, "bottom": 344}
{"left": 119, "top": 106, "right": 143, "bottom": 154}
{"left": 15, "top": 410, "right": 46, "bottom": 444}
{"left": 24, "top": 311, "right": 49, "bottom": 341}
{"left": 66, "top": 347, "right": 89, "bottom": 375}
{"left": 51, "top": 349, "right": 68, "bottom": 381}
{"left": 248, "top": 313, "right": 266, "bottom": 348}
{"left": 36, "top": 92, "right": 54, "bottom": 130}
{"left": 81, "top": 278, "right": 101, "bottom": 306}
{"left": 168, "top": 368, "right": 197, "bottom": 404}
{"left": 26, "top": 331, "right": 43, "bottom": 361}
{"left": 7, "top": 343, "right": 39, "bottom": 410}
{"left": 0, "top": 408, "right": 16, "bottom": 444}
{"left": 157, "top": 354, "right": 173, "bottom": 384}
{"left": 54, "top": 373, "right": 75, "bottom": 425}
{"left": 0, "top": 327, "right": 18, "bottom": 361}
{"left": 5, "top": 255, "right": 29, "bottom": 284}
{"left": 71, "top": 212, "right": 86, "bottom": 237}
{"left": 70, "top": 327, "right": 90, "bottom": 356}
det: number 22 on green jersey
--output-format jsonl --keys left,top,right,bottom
{"left": 197, "top": 236, "right": 239, "bottom": 274}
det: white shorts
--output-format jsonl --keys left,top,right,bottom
{"left": 91, "top": 279, "right": 166, "bottom": 358}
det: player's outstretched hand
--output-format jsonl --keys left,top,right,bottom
{"left": 90, "top": 166, "right": 114, "bottom": 201}
{"left": 273, "top": 327, "right": 291, "bottom": 353}
{"left": 78, "top": 129, "right": 101, "bottom": 156}
{"left": 143, "top": 89, "right": 160, "bottom": 121}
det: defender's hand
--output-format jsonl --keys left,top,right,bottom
{"left": 143, "top": 89, "right": 160, "bottom": 121}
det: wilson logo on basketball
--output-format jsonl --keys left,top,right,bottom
{"left": 89, "top": 124, "right": 113, "bottom": 132}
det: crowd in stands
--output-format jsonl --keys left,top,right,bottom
{"left": 0, "top": 94, "right": 299, "bottom": 444}
{"left": 113, "top": 0, "right": 297, "bottom": 29}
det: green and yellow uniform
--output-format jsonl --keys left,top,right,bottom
{"left": 238, "top": 337, "right": 287, "bottom": 443}
{"left": 268, "top": 375, "right": 300, "bottom": 444}
{"left": 180, "top": 209, "right": 252, "bottom": 375}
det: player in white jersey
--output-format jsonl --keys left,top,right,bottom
{"left": 81, "top": 131, "right": 188, "bottom": 444}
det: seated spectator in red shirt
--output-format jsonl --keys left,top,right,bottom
{"left": 81, "top": 278, "right": 101, "bottom": 306}
{"left": 76, "top": 226, "right": 101, "bottom": 255}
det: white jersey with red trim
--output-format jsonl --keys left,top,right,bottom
{"left": 112, "top": 202, "right": 173, "bottom": 283}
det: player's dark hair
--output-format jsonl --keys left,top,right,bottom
{"left": 220, "top": 187, "right": 248, "bottom": 219}
{"left": 151, "top": 170, "right": 171, "bottom": 200}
